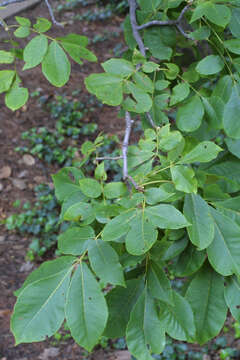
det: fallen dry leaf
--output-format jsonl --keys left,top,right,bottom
{"left": 23, "top": 154, "right": 35, "bottom": 166}
{"left": 0, "top": 166, "right": 11, "bottom": 179}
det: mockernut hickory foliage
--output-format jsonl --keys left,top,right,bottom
{"left": 2, "top": 0, "right": 240, "bottom": 358}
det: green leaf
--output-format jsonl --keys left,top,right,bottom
{"left": 214, "top": 196, "right": 240, "bottom": 227}
{"left": 126, "top": 289, "right": 165, "bottom": 360}
{"left": 102, "top": 58, "right": 135, "bottom": 77}
{"left": 186, "top": 263, "right": 227, "bottom": 344}
{"left": 176, "top": 96, "right": 204, "bottom": 132}
{"left": 79, "top": 178, "right": 102, "bottom": 198}
{"left": 207, "top": 208, "right": 240, "bottom": 276}
{"left": 162, "top": 237, "right": 188, "bottom": 261}
{"left": 57, "top": 33, "right": 89, "bottom": 47}
{"left": 159, "top": 291, "right": 195, "bottom": 341}
{"left": 190, "top": 26, "right": 211, "bottom": 40}
{"left": 196, "top": 55, "right": 224, "bottom": 75}
{"left": 105, "top": 279, "right": 144, "bottom": 338}
{"left": 224, "top": 276, "right": 240, "bottom": 321}
{"left": 65, "top": 262, "right": 108, "bottom": 352}
{"left": 14, "top": 26, "right": 30, "bottom": 38}
{"left": 145, "top": 204, "right": 190, "bottom": 229}
{"left": 170, "top": 83, "right": 190, "bottom": 106}
{"left": 42, "top": 41, "right": 70, "bottom": 87}
{"left": 145, "top": 186, "right": 176, "bottom": 205}
{"left": 102, "top": 209, "right": 137, "bottom": 242}
{"left": 132, "top": 72, "right": 154, "bottom": 93}
{"left": 94, "top": 162, "right": 107, "bottom": 181}
{"left": 33, "top": 17, "right": 51, "bottom": 32}
{"left": 212, "top": 75, "right": 232, "bottom": 104}
{"left": 88, "top": 240, "right": 125, "bottom": 286}
{"left": 159, "top": 131, "right": 183, "bottom": 152}
{"left": 63, "top": 202, "right": 94, "bottom": 222}
{"left": 179, "top": 141, "right": 222, "bottom": 164}
{"left": 0, "top": 70, "right": 15, "bottom": 94}
{"left": 202, "top": 96, "right": 224, "bottom": 129}
{"left": 123, "top": 81, "right": 152, "bottom": 113}
{"left": 224, "top": 39, "right": 240, "bottom": 55}
{"left": 144, "top": 27, "right": 175, "bottom": 61}
{"left": 15, "top": 16, "right": 31, "bottom": 26}
{"left": 11, "top": 257, "right": 75, "bottom": 344}
{"left": 142, "top": 61, "right": 159, "bottom": 73}
{"left": 126, "top": 213, "right": 158, "bottom": 255}
{"left": 137, "top": 0, "right": 162, "bottom": 11}
{"left": 52, "top": 167, "right": 84, "bottom": 202}
{"left": 58, "top": 226, "right": 95, "bottom": 255}
{"left": 203, "top": 3, "right": 231, "bottom": 28}
{"left": 61, "top": 42, "right": 97, "bottom": 64}
{"left": 23, "top": 35, "right": 48, "bottom": 70}
{"left": 223, "top": 85, "right": 240, "bottom": 139}
{"left": 175, "top": 243, "right": 206, "bottom": 277}
{"left": 229, "top": 8, "right": 240, "bottom": 38}
{"left": 0, "top": 50, "right": 14, "bottom": 64}
{"left": 103, "top": 182, "right": 128, "bottom": 199}
{"left": 155, "top": 80, "right": 170, "bottom": 91}
{"left": 164, "top": 63, "right": 179, "bottom": 80}
{"left": 225, "top": 138, "right": 240, "bottom": 159}
{"left": 5, "top": 86, "right": 29, "bottom": 111}
{"left": 171, "top": 165, "right": 198, "bottom": 193}
{"left": 85, "top": 73, "right": 123, "bottom": 106}
{"left": 184, "top": 194, "right": 214, "bottom": 250}
{"left": 147, "top": 261, "right": 173, "bottom": 305}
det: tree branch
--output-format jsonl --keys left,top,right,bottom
{"left": 128, "top": 0, "right": 146, "bottom": 57}
{"left": 44, "top": 0, "right": 63, "bottom": 27}
{"left": 96, "top": 156, "right": 123, "bottom": 161}
{"left": 122, "top": 111, "right": 133, "bottom": 181}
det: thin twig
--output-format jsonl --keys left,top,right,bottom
{"left": 96, "top": 156, "right": 123, "bottom": 161}
{"left": 122, "top": 111, "right": 133, "bottom": 180}
{"left": 128, "top": 0, "right": 146, "bottom": 57}
{"left": 44, "top": 0, "right": 63, "bottom": 27}
{"left": 146, "top": 112, "right": 156, "bottom": 128}
{"left": 136, "top": 1, "right": 194, "bottom": 40}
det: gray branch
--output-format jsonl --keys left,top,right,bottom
{"left": 96, "top": 156, "right": 123, "bottom": 161}
{"left": 136, "top": 2, "right": 194, "bottom": 40}
{"left": 128, "top": 0, "right": 146, "bottom": 57}
{"left": 122, "top": 111, "right": 133, "bottom": 181}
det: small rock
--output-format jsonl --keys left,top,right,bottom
{"left": 114, "top": 351, "right": 131, "bottom": 360}
{"left": 0, "top": 236, "right": 5, "bottom": 243}
{"left": 12, "top": 179, "right": 26, "bottom": 190}
{"left": 23, "top": 154, "right": 35, "bottom": 166}
{"left": 39, "top": 347, "right": 60, "bottom": 360}
{"left": 20, "top": 261, "right": 34, "bottom": 272}
{"left": 0, "top": 166, "right": 11, "bottom": 179}
{"left": 34, "top": 176, "right": 46, "bottom": 184}
{"left": 18, "top": 170, "right": 28, "bottom": 179}
{"left": 0, "top": 183, "right": 3, "bottom": 192}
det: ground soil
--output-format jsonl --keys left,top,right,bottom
{"left": 0, "top": 2, "right": 129, "bottom": 359}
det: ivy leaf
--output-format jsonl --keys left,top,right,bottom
{"left": 171, "top": 165, "right": 198, "bottom": 193}
{"left": 79, "top": 178, "right": 102, "bottom": 198}
{"left": 65, "top": 262, "right": 108, "bottom": 352}
{"left": 5, "top": 86, "right": 29, "bottom": 111}
{"left": 85, "top": 73, "right": 123, "bottom": 106}
{"left": 145, "top": 204, "right": 190, "bottom": 229}
{"left": 102, "top": 58, "right": 135, "bottom": 77}
{"left": 147, "top": 261, "right": 173, "bottom": 305}
{"left": 223, "top": 85, "right": 240, "bottom": 139}
{"left": 224, "top": 276, "right": 240, "bottom": 321}
{"left": 170, "top": 83, "right": 190, "bottom": 106}
{"left": 159, "top": 291, "right": 195, "bottom": 341}
{"left": 42, "top": 41, "right": 70, "bottom": 87}
{"left": 175, "top": 243, "right": 206, "bottom": 277}
{"left": 126, "top": 288, "right": 165, "bottom": 360}
{"left": 88, "top": 240, "right": 125, "bottom": 286}
{"left": 23, "top": 35, "right": 48, "bottom": 70}
{"left": 196, "top": 55, "right": 224, "bottom": 75}
{"left": 126, "top": 213, "right": 158, "bottom": 255}
{"left": 58, "top": 226, "right": 95, "bottom": 255}
{"left": 176, "top": 96, "right": 204, "bottom": 132}
{"left": 186, "top": 263, "right": 227, "bottom": 344}
{"left": 0, "top": 70, "right": 15, "bottom": 94}
{"left": 184, "top": 194, "right": 214, "bottom": 250}
{"left": 207, "top": 208, "right": 240, "bottom": 276}
{"left": 11, "top": 257, "right": 75, "bottom": 344}
{"left": 33, "top": 17, "right": 52, "bottom": 33}
{"left": 105, "top": 279, "right": 144, "bottom": 338}
{"left": 178, "top": 141, "right": 222, "bottom": 164}
{"left": 0, "top": 50, "right": 14, "bottom": 64}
